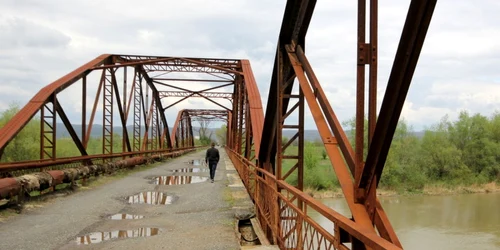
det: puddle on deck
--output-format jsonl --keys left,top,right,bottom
{"left": 76, "top": 227, "right": 160, "bottom": 245}
{"left": 171, "top": 167, "right": 208, "bottom": 173}
{"left": 188, "top": 159, "right": 204, "bottom": 166}
{"left": 154, "top": 175, "right": 209, "bottom": 185}
{"left": 128, "top": 192, "right": 174, "bottom": 205}
{"left": 109, "top": 214, "right": 145, "bottom": 220}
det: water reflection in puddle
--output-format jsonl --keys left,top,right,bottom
{"left": 154, "top": 176, "right": 209, "bottom": 185}
{"left": 188, "top": 159, "right": 204, "bottom": 166}
{"left": 76, "top": 228, "right": 159, "bottom": 245}
{"left": 109, "top": 214, "right": 145, "bottom": 220}
{"left": 128, "top": 192, "right": 174, "bottom": 205}
{"left": 172, "top": 167, "right": 208, "bottom": 173}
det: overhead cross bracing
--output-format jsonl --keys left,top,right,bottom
{"left": 0, "top": 56, "right": 263, "bottom": 176}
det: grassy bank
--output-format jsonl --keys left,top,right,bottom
{"left": 304, "top": 182, "right": 500, "bottom": 199}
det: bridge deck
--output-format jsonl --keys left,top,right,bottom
{"left": 0, "top": 149, "right": 252, "bottom": 249}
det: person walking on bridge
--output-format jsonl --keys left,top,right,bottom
{"left": 205, "top": 142, "right": 220, "bottom": 183}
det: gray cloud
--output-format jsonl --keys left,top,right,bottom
{"left": 0, "top": 18, "right": 71, "bottom": 49}
{"left": 0, "top": 0, "right": 499, "bottom": 131}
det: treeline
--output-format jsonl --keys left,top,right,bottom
{"left": 286, "top": 111, "right": 500, "bottom": 192}
{"left": 2, "top": 103, "right": 500, "bottom": 191}
{"left": 0, "top": 104, "right": 215, "bottom": 163}
{"left": 344, "top": 111, "right": 500, "bottom": 191}
{"left": 0, "top": 105, "right": 145, "bottom": 162}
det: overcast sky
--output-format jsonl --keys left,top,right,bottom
{"left": 0, "top": 0, "right": 499, "bottom": 131}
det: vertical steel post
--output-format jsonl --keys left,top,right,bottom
{"left": 355, "top": 0, "right": 367, "bottom": 188}
{"left": 133, "top": 70, "right": 142, "bottom": 152}
{"left": 368, "top": 0, "right": 378, "bottom": 143}
{"left": 40, "top": 96, "right": 56, "bottom": 160}
{"left": 298, "top": 87, "right": 304, "bottom": 193}
{"left": 237, "top": 78, "right": 245, "bottom": 155}
{"left": 123, "top": 67, "right": 127, "bottom": 154}
{"left": 151, "top": 100, "right": 158, "bottom": 151}
{"left": 82, "top": 75, "right": 87, "bottom": 148}
{"left": 232, "top": 77, "right": 240, "bottom": 152}
{"left": 84, "top": 71, "right": 105, "bottom": 148}
{"left": 102, "top": 69, "right": 114, "bottom": 157}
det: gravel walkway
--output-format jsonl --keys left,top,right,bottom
{"left": 0, "top": 149, "right": 242, "bottom": 250}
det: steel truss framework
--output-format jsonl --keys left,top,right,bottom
{"left": 0, "top": 56, "right": 263, "bottom": 176}
{"left": 170, "top": 109, "right": 230, "bottom": 149}
{"left": 227, "top": 0, "right": 437, "bottom": 249}
{"left": 0, "top": 0, "right": 438, "bottom": 249}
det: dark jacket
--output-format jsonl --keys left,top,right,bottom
{"left": 205, "top": 147, "right": 220, "bottom": 163}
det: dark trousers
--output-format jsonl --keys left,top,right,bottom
{"left": 208, "top": 161, "right": 218, "bottom": 180}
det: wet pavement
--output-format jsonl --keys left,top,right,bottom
{"left": 76, "top": 228, "right": 160, "bottom": 245}
{"left": 127, "top": 191, "right": 175, "bottom": 205}
{"left": 153, "top": 175, "right": 209, "bottom": 185}
{"left": 0, "top": 150, "right": 244, "bottom": 250}
{"left": 171, "top": 167, "right": 209, "bottom": 173}
{"left": 108, "top": 214, "right": 144, "bottom": 220}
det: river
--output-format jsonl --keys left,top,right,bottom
{"left": 308, "top": 193, "right": 500, "bottom": 249}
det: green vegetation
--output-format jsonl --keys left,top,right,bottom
{"left": 215, "top": 125, "right": 227, "bottom": 145}
{"left": 0, "top": 104, "right": 40, "bottom": 162}
{"left": 2, "top": 103, "right": 499, "bottom": 194}
{"left": 282, "top": 144, "right": 339, "bottom": 190}
{"left": 282, "top": 111, "right": 500, "bottom": 194}
{"left": 378, "top": 111, "right": 500, "bottom": 192}
{"left": 197, "top": 135, "right": 213, "bottom": 146}
{"left": 1, "top": 104, "right": 157, "bottom": 162}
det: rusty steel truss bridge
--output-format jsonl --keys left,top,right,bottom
{"left": 0, "top": 0, "right": 438, "bottom": 249}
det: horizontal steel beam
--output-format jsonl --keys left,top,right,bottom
{"left": 0, "top": 147, "right": 198, "bottom": 172}
{"left": 159, "top": 91, "right": 233, "bottom": 99}
{"left": 152, "top": 78, "right": 233, "bottom": 83}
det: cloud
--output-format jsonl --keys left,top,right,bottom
{"left": 0, "top": 0, "right": 499, "bottom": 132}
{"left": 0, "top": 18, "right": 71, "bottom": 49}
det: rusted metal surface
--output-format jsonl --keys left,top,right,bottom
{"left": 0, "top": 0, "right": 437, "bottom": 248}
{"left": 295, "top": 46, "right": 355, "bottom": 173}
{"left": 170, "top": 109, "right": 231, "bottom": 148}
{"left": 0, "top": 55, "right": 262, "bottom": 173}
{"left": 356, "top": 0, "right": 367, "bottom": 187}
{"left": 359, "top": 0, "right": 437, "bottom": 196}
{"left": 227, "top": 148, "right": 401, "bottom": 250}
{"left": 258, "top": 0, "right": 317, "bottom": 171}
{"left": 158, "top": 91, "right": 233, "bottom": 99}
{"left": 0, "top": 178, "right": 20, "bottom": 199}
{"left": 47, "top": 170, "right": 65, "bottom": 186}
{"left": 286, "top": 48, "right": 375, "bottom": 232}
{"left": 246, "top": 0, "right": 435, "bottom": 248}
{"left": 241, "top": 60, "right": 264, "bottom": 159}
{"left": 0, "top": 54, "right": 111, "bottom": 152}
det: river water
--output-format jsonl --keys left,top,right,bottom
{"left": 308, "top": 193, "right": 500, "bottom": 250}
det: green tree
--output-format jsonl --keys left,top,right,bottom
{"left": 342, "top": 116, "right": 369, "bottom": 159}
{"left": 215, "top": 125, "right": 227, "bottom": 145}
{"left": 380, "top": 119, "right": 425, "bottom": 190}
{"left": 448, "top": 111, "right": 497, "bottom": 177}
{"left": 418, "top": 118, "right": 470, "bottom": 182}
{"left": 0, "top": 104, "right": 40, "bottom": 162}
{"left": 282, "top": 136, "right": 289, "bottom": 145}
{"left": 486, "top": 112, "right": 500, "bottom": 180}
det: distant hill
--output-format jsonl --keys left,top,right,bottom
{"left": 54, "top": 123, "right": 217, "bottom": 140}
{"left": 282, "top": 129, "right": 425, "bottom": 142}
{"left": 55, "top": 123, "right": 424, "bottom": 142}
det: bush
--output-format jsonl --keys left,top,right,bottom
{"left": 304, "top": 142, "right": 318, "bottom": 170}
